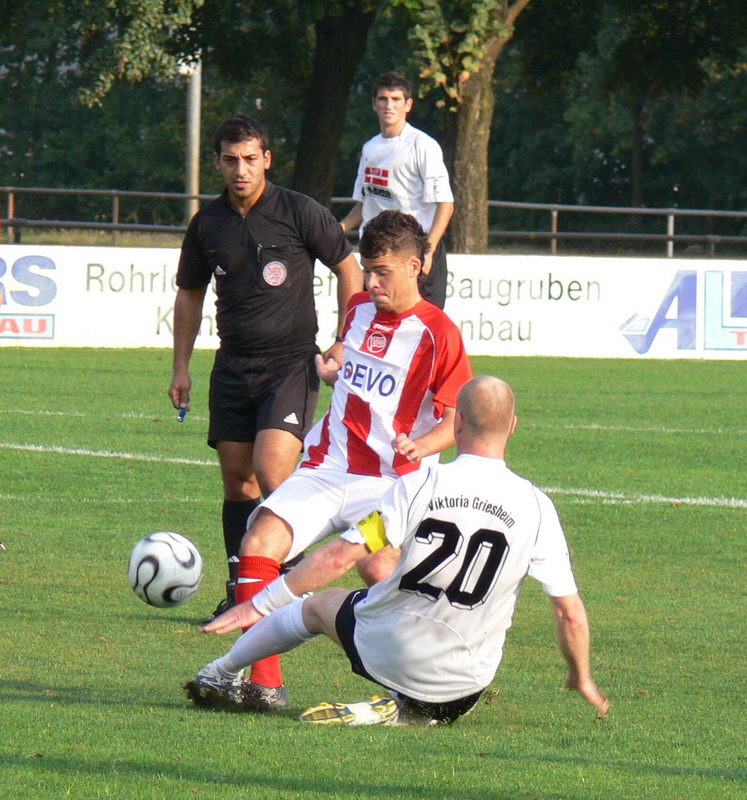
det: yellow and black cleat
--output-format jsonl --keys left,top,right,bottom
{"left": 298, "top": 694, "right": 399, "bottom": 726}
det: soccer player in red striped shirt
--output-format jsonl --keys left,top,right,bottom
{"left": 188, "top": 210, "right": 472, "bottom": 712}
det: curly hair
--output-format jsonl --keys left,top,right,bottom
{"left": 359, "top": 210, "right": 431, "bottom": 265}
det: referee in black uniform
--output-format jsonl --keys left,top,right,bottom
{"left": 169, "top": 115, "right": 361, "bottom": 625}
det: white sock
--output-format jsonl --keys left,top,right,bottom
{"left": 224, "top": 598, "right": 317, "bottom": 670}
{"left": 213, "top": 654, "right": 243, "bottom": 677}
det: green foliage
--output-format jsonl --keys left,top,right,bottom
{"left": 172, "top": 0, "right": 309, "bottom": 88}
{"left": 74, "top": 0, "right": 204, "bottom": 106}
{"left": 0, "top": 0, "right": 206, "bottom": 108}
{"left": 603, "top": 0, "right": 747, "bottom": 98}
{"left": 492, "top": 2, "right": 747, "bottom": 212}
{"left": 393, "top": 0, "right": 515, "bottom": 105}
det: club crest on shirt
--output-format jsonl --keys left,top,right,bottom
{"left": 366, "top": 331, "right": 387, "bottom": 354}
{"left": 262, "top": 260, "right": 287, "bottom": 286}
{"left": 361, "top": 321, "right": 396, "bottom": 357}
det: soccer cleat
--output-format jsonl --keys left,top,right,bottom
{"left": 298, "top": 694, "right": 400, "bottom": 726}
{"left": 280, "top": 551, "right": 306, "bottom": 574}
{"left": 240, "top": 682, "right": 291, "bottom": 712}
{"left": 183, "top": 660, "right": 245, "bottom": 709}
{"left": 201, "top": 581, "right": 235, "bottom": 625}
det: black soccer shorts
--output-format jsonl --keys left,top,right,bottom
{"left": 207, "top": 350, "right": 319, "bottom": 448}
{"left": 335, "top": 588, "right": 483, "bottom": 724}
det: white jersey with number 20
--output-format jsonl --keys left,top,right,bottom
{"left": 347, "top": 453, "right": 578, "bottom": 703}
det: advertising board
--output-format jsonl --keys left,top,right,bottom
{"left": 1, "top": 246, "right": 744, "bottom": 359}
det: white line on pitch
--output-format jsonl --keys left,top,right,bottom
{"left": 0, "top": 441, "right": 216, "bottom": 467}
{"left": 545, "top": 486, "right": 747, "bottom": 509}
{"left": 0, "top": 408, "right": 206, "bottom": 421}
{"left": 1, "top": 440, "right": 744, "bottom": 510}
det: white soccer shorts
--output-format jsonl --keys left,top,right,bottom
{"left": 258, "top": 467, "right": 394, "bottom": 562}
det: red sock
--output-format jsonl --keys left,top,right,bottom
{"left": 235, "top": 555, "right": 283, "bottom": 688}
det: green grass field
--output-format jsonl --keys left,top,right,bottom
{"left": 1, "top": 348, "right": 744, "bottom": 800}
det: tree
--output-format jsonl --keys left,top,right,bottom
{"left": 108, "top": 0, "right": 383, "bottom": 205}
{"left": 292, "top": 1, "right": 382, "bottom": 203}
{"left": 0, "top": 1, "right": 194, "bottom": 221}
{"left": 397, "top": 0, "right": 533, "bottom": 252}
{"left": 55, "top": 0, "right": 202, "bottom": 107}
{"left": 514, "top": 0, "right": 747, "bottom": 211}
{"left": 1, "top": 0, "right": 380, "bottom": 207}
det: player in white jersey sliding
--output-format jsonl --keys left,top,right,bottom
{"left": 185, "top": 375, "right": 609, "bottom": 726}
{"left": 187, "top": 210, "right": 473, "bottom": 712}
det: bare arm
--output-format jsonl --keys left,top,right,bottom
{"left": 201, "top": 536, "right": 369, "bottom": 635}
{"left": 286, "top": 537, "right": 369, "bottom": 595}
{"left": 392, "top": 405, "right": 457, "bottom": 464}
{"left": 423, "top": 201, "right": 454, "bottom": 275}
{"left": 168, "top": 286, "right": 208, "bottom": 410}
{"left": 551, "top": 593, "right": 609, "bottom": 717}
{"left": 339, "top": 201, "right": 363, "bottom": 233}
{"left": 321, "top": 252, "right": 363, "bottom": 365}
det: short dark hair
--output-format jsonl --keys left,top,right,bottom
{"left": 372, "top": 71, "right": 412, "bottom": 100}
{"left": 213, "top": 114, "right": 270, "bottom": 155}
{"left": 359, "top": 210, "right": 430, "bottom": 265}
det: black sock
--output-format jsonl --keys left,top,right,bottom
{"left": 222, "top": 499, "right": 260, "bottom": 580}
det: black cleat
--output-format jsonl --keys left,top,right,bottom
{"left": 240, "top": 682, "right": 290, "bottom": 712}
{"left": 280, "top": 551, "right": 306, "bottom": 574}
{"left": 183, "top": 660, "right": 246, "bottom": 710}
{"left": 201, "top": 580, "right": 236, "bottom": 625}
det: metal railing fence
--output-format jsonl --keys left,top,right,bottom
{"left": 485, "top": 199, "right": 747, "bottom": 257}
{"left": 2, "top": 185, "right": 746, "bottom": 257}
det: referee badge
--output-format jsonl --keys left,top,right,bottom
{"left": 263, "top": 260, "right": 288, "bottom": 286}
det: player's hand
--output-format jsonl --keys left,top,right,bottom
{"left": 321, "top": 339, "right": 344, "bottom": 364}
{"left": 422, "top": 251, "right": 433, "bottom": 276}
{"left": 565, "top": 674, "right": 610, "bottom": 718}
{"left": 392, "top": 433, "right": 422, "bottom": 463}
{"left": 200, "top": 600, "right": 262, "bottom": 635}
{"left": 315, "top": 352, "right": 341, "bottom": 386}
{"left": 168, "top": 369, "right": 191, "bottom": 411}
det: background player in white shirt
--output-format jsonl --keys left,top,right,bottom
{"left": 340, "top": 72, "right": 454, "bottom": 309}
{"left": 186, "top": 375, "right": 609, "bottom": 726}
{"left": 195, "top": 210, "right": 473, "bottom": 712}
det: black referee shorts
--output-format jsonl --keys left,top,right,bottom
{"left": 207, "top": 350, "right": 319, "bottom": 448}
{"left": 419, "top": 240, "right": 447, "bottom": 309}
{"left": 335, "top": 588, "right": 484, "bottom": 724}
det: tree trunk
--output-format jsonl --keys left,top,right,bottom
{"left": 291, "top": 2, "right": 378, "bottom": 205}
{"left": 450, "top": 43, "right": 503, "bottom": 253}
{"left": 449, "top": 0, "right": 532, "bottom": 253}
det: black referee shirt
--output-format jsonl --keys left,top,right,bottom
{"left": 177, "top": 183, "right": 353, "bottom": 358}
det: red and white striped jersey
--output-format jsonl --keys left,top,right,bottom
{"left": 302, "top": 293, "right": 472, "bottom": 478}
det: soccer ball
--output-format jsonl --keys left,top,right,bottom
{"left": 128, "top": 531, "right": 203, "bottom": 608}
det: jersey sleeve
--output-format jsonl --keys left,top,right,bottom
{"left": 430, "top": 318, "right": 473, "bottom": 417}
{"left": 298, "top": 196, "right": 353, "bottom": 268}
{"left": 176, "top": 215, "right": 212, "bottom": 289}
{"left": 527, "top": 489, "right": 578, "bottom": 597}
{"left": 415, "top": 135, "right": 454, "bottom": 204}
{"left": 352, "top": 150, "right": 366, "bottom": 202}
